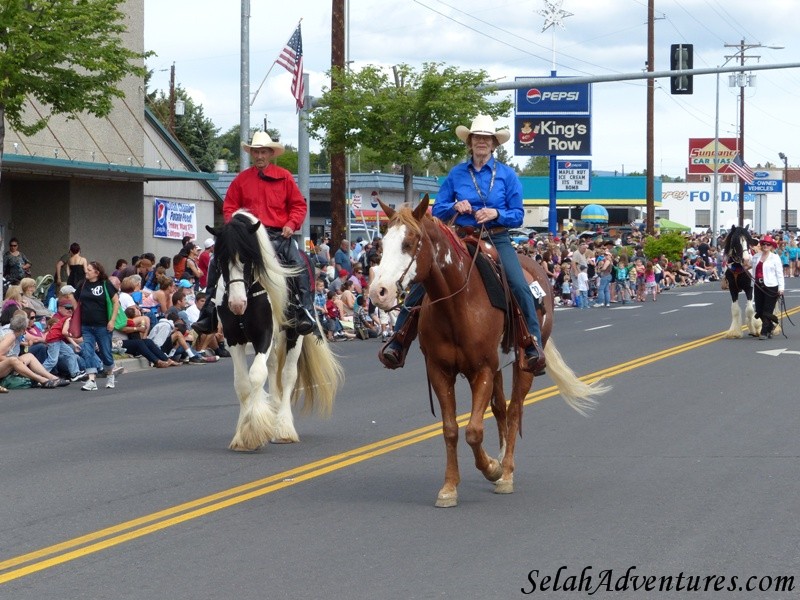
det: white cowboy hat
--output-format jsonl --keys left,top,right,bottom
{"left": 455, "top": 114, "right": 511, "bottom": 145}
{"left": 241, "top": 131, "right": 285, "bottom": 156}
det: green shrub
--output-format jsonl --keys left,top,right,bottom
{"left": 643, "top": 232, "right": 685, "bottom": 262}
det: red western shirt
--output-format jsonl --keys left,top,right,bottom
{"left": 222, "top": 164, "right": 306, "bottom": 230}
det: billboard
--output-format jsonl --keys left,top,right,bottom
{"left": 153, "top": 198, "right": 197, "bottom": 240}
{"left": 515, "top": 78, "right": 591, "bottom": 116}
{"left": 515, "top": 117, "right": 590, "bottom": 156}
{"left": 687, "top": 138, "right": 738, "bottom": 175}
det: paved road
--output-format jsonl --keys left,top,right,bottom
{"left": 1, "top": 281, "right": 799, "bottom": 599}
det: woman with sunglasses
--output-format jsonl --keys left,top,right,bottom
{"left": 751, "top": 234, "right": 785, "bottom": 340}
{"left": 3, "top": 238, "right": 31, "bottom": 285}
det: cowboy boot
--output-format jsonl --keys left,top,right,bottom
{"left": 286, "top": 273, "right": 318, "bottom": 337}
{"left": 378, "top": 308, "right": 420, "bottom": 369}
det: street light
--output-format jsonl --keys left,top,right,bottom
{"left": 779, "top": 152, "right": 789, "bottom": 231}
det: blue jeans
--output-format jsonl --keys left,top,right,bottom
{"left": 81, "top": 325, "right": 114, "bottom": 374}
{"left": 597, "top": 274, "right": 612, "bottom": 305}
{"left": 42, "top": 340, "right": 80, "bottom": 376}
{"left": 393, "top": 232, "right": 542, "bottom": 348}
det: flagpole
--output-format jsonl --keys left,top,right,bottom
{"left": 250, "top": 63, "right": 277, "bottom": 107}
{"left": 240, "top": 0, "right": 251, "bottom": 170}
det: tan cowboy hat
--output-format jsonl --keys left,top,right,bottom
{"left": 241, "top": 131, "right": 285, "bottom": 157}
{"left": 455, "top": 114, "right": 511, "bottom": 145}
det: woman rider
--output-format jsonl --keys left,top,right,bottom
{"left": 379, "top": 115, "right": 544, "bottom": 373}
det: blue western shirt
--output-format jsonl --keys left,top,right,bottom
{"left": 432, "top": 156, "right": 524, "bottom": 229}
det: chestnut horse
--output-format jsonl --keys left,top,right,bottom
{"left": 369, "top": 196, "right": 609, "bottom": 507}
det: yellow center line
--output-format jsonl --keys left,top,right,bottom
{"left": 2, "top": 310, "right": 797, "bottom": 584}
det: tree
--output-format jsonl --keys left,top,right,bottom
{"left": 148, "top": 86, "right": 220, "bottom": 172}
{"left": 0, "top": 0, "right": 148, "bottom": 181}
{"left": 520, "top": 156, "right": 550, "bottom": 176}
{"left": 308, "top": 62, "right": 513, "bottom": 202}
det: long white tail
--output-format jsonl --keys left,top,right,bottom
{"left": 544, "top": 338, "right": 610, "bottom": 417}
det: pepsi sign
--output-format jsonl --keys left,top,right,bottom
{"left": 516, "top": 77, "right": 591, "bottom": 116}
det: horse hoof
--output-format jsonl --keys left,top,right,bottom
{"left": 435, "top": 491, "right": 458, "bottom": 508}
{"left": 485, "top": 460, "right": 503, "bottom": 482}
{"left": 494, "top": 479, "right": 514, "bottom": 494}
{"left": 229, "top": 443, "right": 259, "bottom": 452}
{"left": 270, "top": 437, "right": 298, "bottom": 444}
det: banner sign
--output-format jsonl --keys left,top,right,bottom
{"left": 687, "top": 138, "right": 738, "bottom": 174}
{"left": 515, "top": 117, "right": 591, "bottom": 156}
{"left": 515, "top": 77, "right": 591, "bottom": 116}
{"left": 153, "top": 198, "right": 197, "bottom": 240}
{"left": 556, "top": 160, "right": 591, "bottom": 191}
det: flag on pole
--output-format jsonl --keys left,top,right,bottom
{"left": 729, "top": 153, "right": 754, "bottom": 184}
{"left": 276, "top": 23, "right": 305, "bottom": 111}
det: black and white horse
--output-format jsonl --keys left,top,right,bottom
{"left": 723, "top": 225, "right": 760, "bottom": 338}
{"left": 208, "top": 210, "right": 343, "bottom": 451}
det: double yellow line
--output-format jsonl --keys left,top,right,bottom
{"left": 0, "top": 317, "right": 792, "bottom": 584}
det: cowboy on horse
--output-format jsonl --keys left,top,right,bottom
{"left": 193, "top": 131, "right": 318, "bottom": 338}
{"left": 379, "top": 115, "right": 545, "bottom": 373}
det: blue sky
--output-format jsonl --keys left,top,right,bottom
{"left": 145, "top": 0, "right": 800, "bottom": 176}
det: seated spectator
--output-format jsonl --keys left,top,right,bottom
{"left": 112, "top": 307, "right": 180, "bottom": 368}
{"left": 112, "top": 259, "right": 128, "bottom": 279}
{"left": 350, "top": 265, "right": 366, "bottom": 294}
{"left": 41, "top": 298, "right": 86, "bottom": 381}
{"left": 148, "top": 313, "right": 207, "bottom": 364}
{"left": 339, "top": 279, "right": 356, "bottom": 317}
{"left": 324, "top": 290, "right": 354, "bottom": 341}
{"left": 353, "top": 295, "right": 379, "bottom": 339}
{"left": 3, "top": 285, "right": 23, "bottom": 313}
{"left": 0, "top": 311, "right": 68, "bottom": 388}
{"left": 19, "top": 277, "right": 53, "bottom": 318}
{"left": 184, "top": 293, "right": 230, "bottom": 358}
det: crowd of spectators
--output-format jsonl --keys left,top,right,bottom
{"left": 3, "top": 224, "right": 796, "bottom": 393}
{"left": 0, "top": 236, "right": 226, "bottom": 393}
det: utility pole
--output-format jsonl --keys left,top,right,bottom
{"left": 645, "top": 0, "right": 654, "bottom": 235}
{"left": 168, "top": 63, "right": 176, "bottom": 135}
{"left": 331, "top": 0, "right": 346, "bottom": 248}
{"left": 240, "top": 0, "right": 250, "bottom": 171}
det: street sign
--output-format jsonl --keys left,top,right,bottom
{"left": 556, "top": 160, "right": 591, "bottom": 191}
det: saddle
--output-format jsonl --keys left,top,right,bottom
{"left": 455, "top": 226, "right": 545, "bottom": 358}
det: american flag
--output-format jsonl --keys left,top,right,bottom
{"left": 276, "top": 24, "right": 305, "bottom": 111}
{"left": 728, "top": 153, "right": 754, "bottom": 184}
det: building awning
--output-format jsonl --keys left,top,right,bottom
{"left": 2, "top": 154, "right": 218, "bottom": 183}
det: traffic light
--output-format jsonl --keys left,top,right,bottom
{"left": 670, "top": 44, "right": 693, "bottom": 94}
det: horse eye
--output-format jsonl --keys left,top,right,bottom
{"left": 401, "top": 241, "right": 412, "bottom": 252}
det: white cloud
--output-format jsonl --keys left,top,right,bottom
{"left": 145, "top": 0, "right": 800, "bottom": 174}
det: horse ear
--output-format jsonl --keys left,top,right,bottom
{"left": 206, "top": 225, "right": 219, "bottom": 236}
{"left": 412, "top": 194, "right": 430, "bottom": 221}
{"left": 376, "top": 195, "right": 395, "bottom": 219}
{"left": 248, "top": 221, "right": 260, "bottom": 234}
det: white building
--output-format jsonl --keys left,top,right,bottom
{"left": 660, "top": 171, "right": 797, "bottom": 234}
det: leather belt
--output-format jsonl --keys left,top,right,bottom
{"left": 455, "top": 226, "right": 507, "bottom": 239}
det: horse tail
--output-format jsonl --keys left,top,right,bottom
{"left": 544, "top": 338, "right": 610, "bottom": 416}
{"left": 290, "top": 336, "right": 344, "bottom": 417}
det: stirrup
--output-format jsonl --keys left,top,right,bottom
{"left": 379, "top": 338, "right": 407, "bottom": 369}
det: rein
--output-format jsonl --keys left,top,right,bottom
{"left": 390, "top": 219, "right": 482, "bottom": 313}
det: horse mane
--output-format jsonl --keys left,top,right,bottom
{"left": 214, "top": 210, "right": 294, "bottom": 328}
{"left": 388, "top": 204, "right": 424, "bottom": 238}
{"left": 390, "top": 204, "right": 470, "bottom": 261}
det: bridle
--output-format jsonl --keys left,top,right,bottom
{"left": 224, "top": 259, "right": 267, "bottom": 300}
{"left": 390, "top": 218, "right": 481, "bottom": 310}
